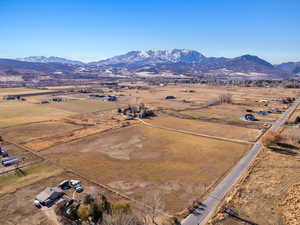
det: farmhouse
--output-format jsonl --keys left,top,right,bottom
{"left": 35, "top": 187, "right": 64, "bottom": 207}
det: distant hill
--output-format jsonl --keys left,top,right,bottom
{"left": 89, "top": 49, "right": 206, "bottom": 65}
{"left": 0, "top": 58, "right": 77, "bottom": 72}
{"left": 275, "top": 61, "right": 300, "bottom": 73}
{"left": 17, "top": 56, "right": 84, "bottom": 65}
{"left": 0, "top": 49, "right": 298, "bottom": 80}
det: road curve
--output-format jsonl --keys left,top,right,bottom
{"left": 182, "top": 98, "right": 300, "bottom": 225}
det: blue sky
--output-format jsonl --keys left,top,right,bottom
{"left": 0, "top": 0, "right": 299, "bottom": 63}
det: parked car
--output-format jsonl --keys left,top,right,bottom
{"left": 58, "top": 180, "right": 72, "bottom": 190}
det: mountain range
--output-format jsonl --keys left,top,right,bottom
{"left": 1, "top": 49, "right": 299, "bottom": 80}
{"left": 16, "top": 56, "right": 85, "bottom": 65}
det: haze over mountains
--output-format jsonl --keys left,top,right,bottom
{"left": 17, "top": 56, "right": 85, "bottom": 65}
{"left": 1, "top": 49, "right": 299, "bottom": 80}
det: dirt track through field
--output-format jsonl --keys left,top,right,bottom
{"left": 137, "top": 118, "right": 253, "bottom": 145}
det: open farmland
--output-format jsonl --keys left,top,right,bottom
{"left": 47, "top": 99, "right": 118, "bottom": 113}
{"left": 144, "top": 115, "right": 261, "bottom": 142}
{"left": 0, "top": 121, "right": 81, "bottom": 144}
{"left": 39, "top": 124, "right": 250, "bottom": 213}
{"left": 0, "top": 97, "right": 120, "bottom": 128}
{"left": 0, "top": 84, "right": 298, "bottom": 222}
{"left": 177, "top": 102, "right": 283, "bottom": 125}
{"left": 0, "top": 101, "right": 74, "bottom": 128}
{"left": 0, "top": 88, "right": 55, "bottom": 97}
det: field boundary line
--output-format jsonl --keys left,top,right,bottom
{"left": 137, "top": 118, "right": 253, "bottom": 145}
{"left": 4, "top": 140, "right": 171, "bottom": 217}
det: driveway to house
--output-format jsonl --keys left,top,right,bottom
{"left": 181, "top": 98, "right": 300, "bottom": 225}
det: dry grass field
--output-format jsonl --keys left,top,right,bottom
{"left": 0, "top": 98, "right": 120, "bottom": 128}
{"left": 209, "top": 134, "right": 300, "bottom": 225}
{"left": 0, "top": 88, "right": 54, "bottom": 96}
{"left": 0, "top": 101, "right": 74, "bottom": 128}
{"left": 0, "top": 84, "right": 298, "bottom": 221}
{"left": 47, "top": 99, "right": 118, "bottom": 114}
{"left": 144, "top": 115, "right": 261, "bottom": 142}
{"left": 0, "top": 162, "right": 63, "bottom": 195}
{"left": 0, "top": 121, "right": 81, "bottom": 144}
{"left": 39, "top": 124, "right": 250, "bottom": 213}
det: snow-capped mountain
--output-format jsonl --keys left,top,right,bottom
{"left": 16, "top": 56, "right": 84, "bottom": 65}
{"left": 90, "top": 49, "right": 206, "bottom": 65}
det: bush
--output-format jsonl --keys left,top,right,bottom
{"left": 262, "top": 131, "right": 282, "bottom": 147}
{"left": 77, "top": 204, "right": 92, "bottom": 221}
{"left": 295, "top": 116, "right": 300, "bottom": 124}
{"left": 83, "top": 194, "right": 94, "bottom": 204}
{"left": 112, "top": 200, "right": 131, "bottom": 214}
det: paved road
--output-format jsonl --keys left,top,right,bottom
{"left": 138, "top": 118, "right": 253, "bottom": 145}
{"left": 182, "top": 98, "right": 300, "bottom": 225}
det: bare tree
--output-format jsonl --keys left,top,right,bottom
{"left": 142, "top": 191, "right": 164, "bottom": 225}
{"left": 262, "top": 131, "right": 282, "bottom": 147}
{"left": 100, "top": 212, "right": 145, "bottom": 225}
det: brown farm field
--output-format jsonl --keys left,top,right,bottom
{"left": 40, "top": 124, "right": 250, "bottom": 213}
{"left": 0, "top": 121, "right": 81, "bottom": 144}
{"left": 0, "top": 98, "right": 120, "bottom": 128}
{"left": 179, "top": 103, "right": 282, "bottom": 124}
{"left": 0, "top": 84, "right": 298, "bottom": 222}
{"left": 0, "top": 101, "right": 74, "bottom": 128}
{"left": 0, "top": 88, "right": 54, "bottom": 96}
{"left": 144, "top": 115, "right": 261, "bottom": 142}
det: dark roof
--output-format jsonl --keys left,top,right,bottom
{"left": 36, "top": 187, "right": 64, "bottom": 203}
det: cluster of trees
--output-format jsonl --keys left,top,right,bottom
{"left": 207, "top": 94, "right": 233, "bottom": 107}
{"left": 118, "top": 103, "right": 155, "bottom": 118}
{"left": 56, "top": 194, "right": 143, "bottom": 225}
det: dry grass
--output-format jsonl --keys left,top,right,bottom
{"left": 0, "top": 121, "right": 81, "bottom": 144}
{"left": 209, "top": 141, "right": 300, "bottom": 225}
{"left": 0, "top": 162, "right": 63, "bottom": 195}
{"left": 40, "top": 125, "right": 249, "bottom": 213}
{"left": 0, "top": 88, "right": 53, "bottom": 96}
{"left": 0, "top": 101, "right": 74, "bottom": 128}
{"left": 144, "top": 115, "right": 261, "bottom": 142}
